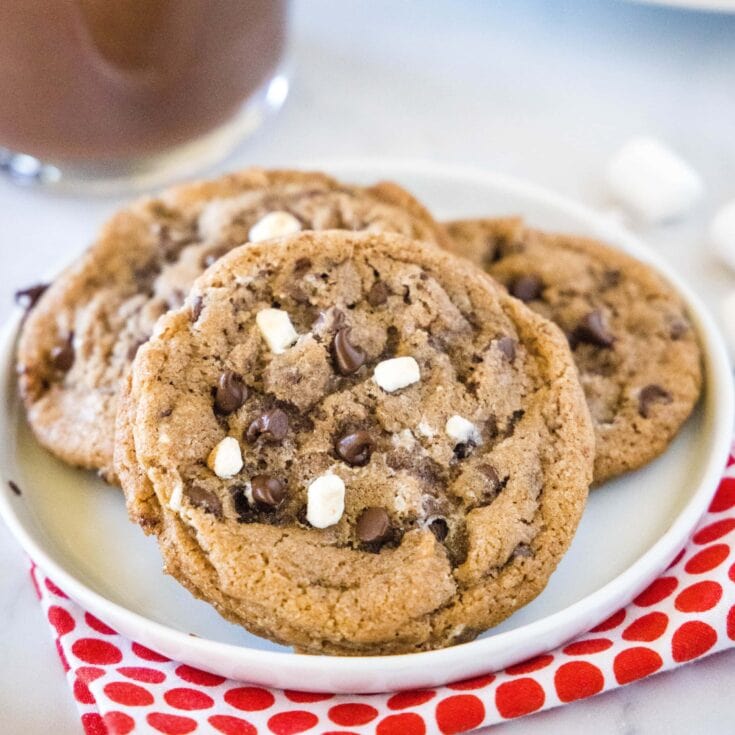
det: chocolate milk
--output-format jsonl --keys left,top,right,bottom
{"left": 0, "top": 1, "right": 287, "bottom": 160}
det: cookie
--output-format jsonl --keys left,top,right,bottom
{"left": 445, "top": 218, "right": 703, "bottom": 483}
{"left": 16, "top": 168, "right": 450, "bottom": 480}
{"left": 115, "top": 229, "right": 594, "bottom": 654}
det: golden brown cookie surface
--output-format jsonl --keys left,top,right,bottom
{"left": 116, "top": 230, "right": 594, "bottom": 654}
{"left": 446, "top": 218, "right": 703, "bottom": 483}
{"left": 16, "top": 168, "right": 449, "bottom": 480}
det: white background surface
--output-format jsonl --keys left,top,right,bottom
{"left": 0, "top": 1, "right": 734, "bottom": 732}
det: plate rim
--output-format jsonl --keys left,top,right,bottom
{"left": 0, "top": 158, "right": 732, "bottom": 692}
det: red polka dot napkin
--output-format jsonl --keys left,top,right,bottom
{"left": 32, "top": 449, "right": 735, "bottom": 735}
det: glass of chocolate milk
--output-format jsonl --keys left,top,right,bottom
{"left": 0, "top": 1, "right": 289, "bottom": 191}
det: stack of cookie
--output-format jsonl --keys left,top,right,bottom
{"left": 16, "top": 168, "right": 702, "bottom": 655}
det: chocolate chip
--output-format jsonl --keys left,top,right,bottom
{"left": 184, "top": 484, "right": 222, "bottom": 518}
{"left": 251, "top": 475, "right": 286, "bottom": 508}
{"left": 191, "top": 296, "right": 203, "bottom": 321}
{"left": 509, "top": 275, "right": 543, "bottom": 302}
{"left": 214, "top": 371, "right": 247, "bottom": 415}
{"left": 453, "top": 442, "right": 474, "bottom": 460}
{"left": 382, "top": 326, "right": 400, "bottom": 359}
{"left": 50, "top": 334, "right": 75, "bottom": 372}
{"left": 480, "top": 464, "right": 501, "bottom": 491}
{"left": 14, "top": 283, "right": 48, "bottom": 311}
{"left": 332, "top": 328, "right": 366, "bottom": 375}
{"left": 133, "top": 259, "right": 161, "bottom": 288}
{"left": 638, "top": 384, "right": 673, "bottom": 418}
{"left": 230, "top": 485, "right": 254, "bottom": 522}
{"left": 293, "top": 257, "right": 311, "bottom": 273}
{"left": 367, "top": 281, "right": 390, "bottom": 307}
{"left": 428, "top": 517, "right": 449, "bottom": 542}
{"left": 356, "top": 507, "right": 391, "bottom": 544}
{"left": 513, "top": 543, "right": 533, "bottom": 558}
{"left": 127, "top": 338, "right": 148, "bottom": 361}
{"left": 8, "top": 480, "right": 21, "bottom": 496}
{"left": 495, "top": 336, "right": 516, "bottom": 362}
{"left": 335, "top": 430, "right": 375, "bottom": 466}
{"left": 602, "top": 269, "right": 621, "bottom": 288}
{"left": 572, "top": 310, "right": 614, "bottom": 348}
{"left": 670, "top": 319, "right": 688, "bottom": 340}
{"left": 246, "top": 408, "right": 289, "bottom": 443}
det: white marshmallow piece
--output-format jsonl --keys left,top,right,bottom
{"left": 207, "top": 436, "right": 243, "bottom": 479}
{"left": 720, "top": 291, "right": 735, "bottom": 356}
{"left": 306, "top": 473, "right": 345, "bottom": 529}
{"left": 373, "top": 356, "right": 421, "bottom": 393}
{"left": 256, "top": 308, "right": 298, "bottom": 354}
{"left": 711, "top": 200, "right": 735, "bottom": 273}
{"left": 417, "top": 420, "right": 435, "bottom": 438}
{"left": 445, "top": 415, "right": 481, "bottom": 445}
{"left": 248, "top": 211, "right": 302, "bottom": 243}
{"left": 605, "top": 137, "right": 703, "bottom": 223}
{"left": 168, "top": 482, "right": 183, "bottom": 512}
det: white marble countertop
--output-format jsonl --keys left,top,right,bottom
{"left": 1, "top": 1, "right": 735, "bottom": 732}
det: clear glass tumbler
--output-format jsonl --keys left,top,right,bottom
{"left": 0, "top": 0, "right": 289, "bottom": 192}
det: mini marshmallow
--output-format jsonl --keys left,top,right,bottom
{"left": 605, "top": 137, "right": 703, "bottom": 223}
{"left": 391, "top": 429, "right": 416, "bottom": 450}
{"left": 711, "top": 200, "right": 735, "bottom": 273}
{"left": 445, "top": 415, "right": 481, "bottom": 445}
{"left": 207, "top": 436, "right": 243, "bottom": 479}
{"left": 256, "top": 308, "right": 298, "bottom": 354}
{"left": 373, "top": 356, "right": 421, "bottom": 392}
{"left": 417, "top": 420, "right": 435, "bottom": 438}
{"left": 306, "top": 473, "right": 345, "bottom": 528}
{"left": 720, "top": 291, "right": 735, "bottom": 356}
{"left": 168, "top": 482, "right": 183, "bottom": 512}
{"left": 248, "top": 211, "right": 302, "bottom": 243}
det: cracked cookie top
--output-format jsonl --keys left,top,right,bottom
{"left": 116, "top": 230, "right": 594, "bottom": 655}
{"left": 16, "top": 168, "right": 450, "bottom": 479}
{"left": 445, "top": 218, "right": 703, "bottom": 483}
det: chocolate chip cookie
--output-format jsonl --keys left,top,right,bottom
{"left": 16, "top": 168, "right": 451, "bottom": 480}
{"left": 115, "top": 229, "right": 594, "bottom": 654}
{"left": 445, "top": 218, "right": 703, "bottom": 483}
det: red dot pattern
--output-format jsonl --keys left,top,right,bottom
{"left": 267, "top": 710, "right": 319, "bottom": 734}
{"left": 633, "top": 577, "right": 678, "bottom": 606}
{"left": 613, "top": 647, "right": 663, "bottom": 684}
{"left": 435, "top": 694, "right": 484, "bottom": 734}
{"left": 685, "top": 544, "right": 730, "bottom": 574}
{"left": 554, "top": 661, "right": 604, "bottom": 702}
{"left": 622, "top": 612, "right": 669, "bottom": 642}
{"left": 386, "top": 690, "right": 436, "bottom": 709}
{"left": 208, "top": 715, "right": 257, "bottom": 735}
{"left": 328, "top": 703, "right": 378, "bottom": 726}
{"left": 27, "top": 450, "right": 735, "bottom": 734}
{"left": 671, "top": 621, "right": 718, "bottom": 662}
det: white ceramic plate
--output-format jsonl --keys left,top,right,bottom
{"left": 0, "top": 160, "right": 732, "bottom": 694}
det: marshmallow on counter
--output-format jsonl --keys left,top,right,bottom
{"left": 248, "top": 211, "right": 302, "bottom": 243}
{"left": 711, "top": 200, "right": 735, "bottom": 273}
{"left": 256, "top": 308, "right": 298, "bottom": 354}
{"left": 605, "top": 137, "right": 703, "bottom": 224}
{"left": 306, "top": 473, "right": 345, "bottom": 529}
{"left": 373, "top": 356, "right": 421, "bottom": 393}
